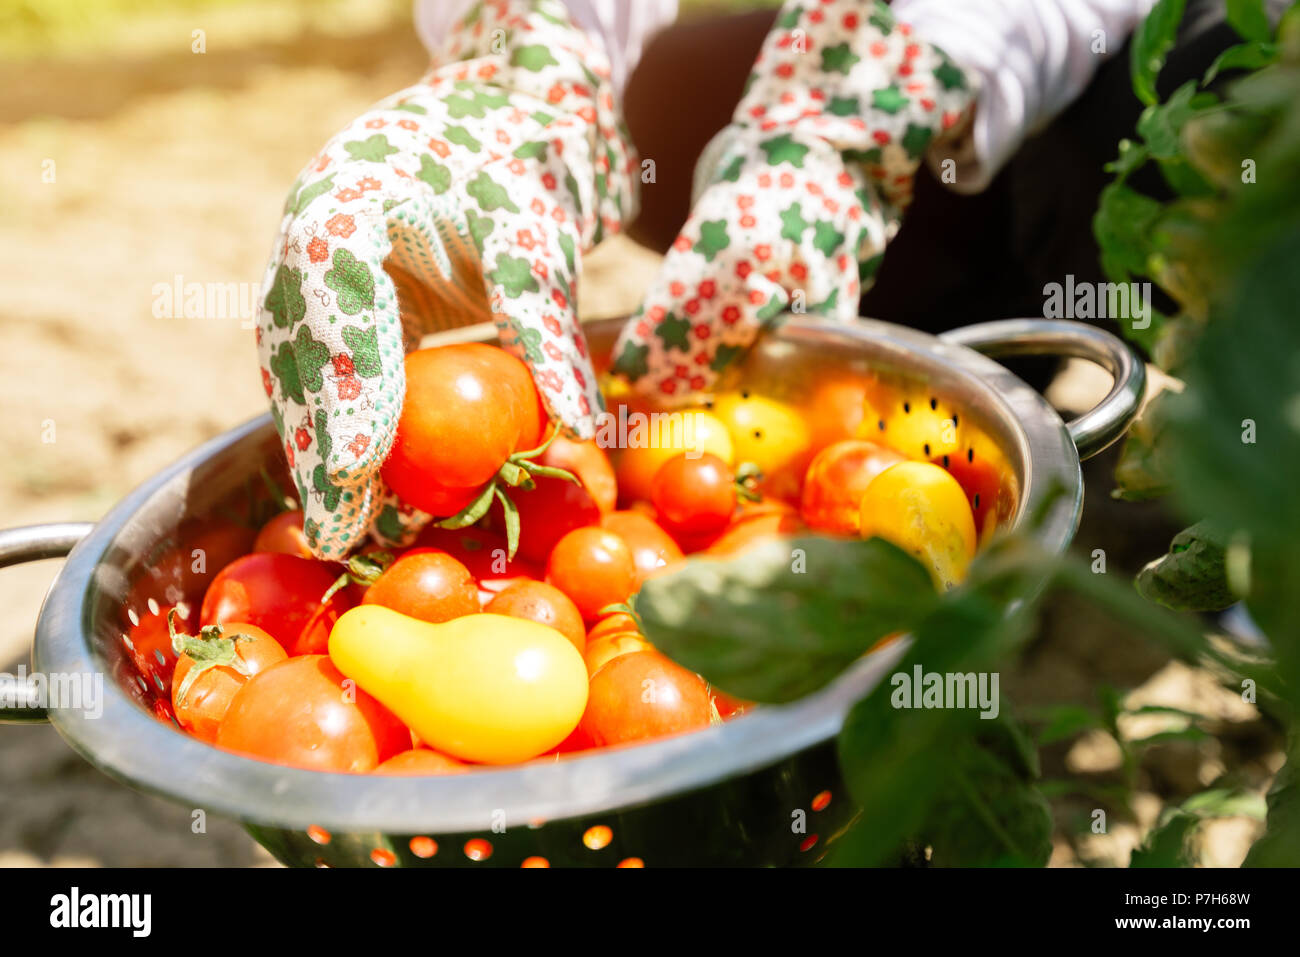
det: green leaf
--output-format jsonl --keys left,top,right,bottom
{"left": 829, "top": 588, "right": 1035, "bottom": 867}
{"left": 1130, "top": 810, "right": 1197, "bottom": 866}
{"left": 1032, "top": 704, "right": 1103, "bottom": 745}
{"left": 1225, "top": 0, "right": 1272, "bottom": 43}
{"left": 637, "top": 536, "right": 937, "bottom": 703}
{"left": 1136, "top": 521, "right": 1239, "bottom": 611}
{"left": 1136, "top": 81, "right": 1217, "bottom": 160}
{"left": 1244, "top": 743, "right": 1300, "bottom": 866}
{"left": 323, "top": 248, "right": 376, "bottom": 315}
{"left": 1093, "top": 182, "right": 1163, "bottom": 280}
{"left": 1131, "top": 0, "right": 1189, "bottom": 107}
{"left": 1204, "top": 40, "right": 1278, "bottom": 84}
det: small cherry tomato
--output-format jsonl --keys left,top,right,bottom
{"left": 170, "top": 619, "right": 286, "bottom": 743}
{"left": 200, "top": 553, "right": 351, "bottom": 656}
{"left": 363, "top": 550, "right": 480, "bottom": 623}
{"left": 485, "top": 580, "right": 586, "bottom": 651}
{"left": 374, "top": 748, "right": 468, "bottom": 775}
{"left": 414, "top": 526, "right": 541, "bottom": 603}
{"left": 217, "top": 655, "right": 409, "bottom": 772}
{"left": 800, "top": 439, "right": 906, "bottom": 534}
{"left": 538, "top": 435, "right": 617, "bottom": 513}
{"left": 587, "top": 612, "right": 641, "bottom": 643}
{"left": 933, "top": 450, "right": 1002, "bottom": 542}
{"left": 858, "top": 461, "right": 977, "bottom": 589}
{"left": 584, "top": 631, "right": 651, "bottom": 678}
{"left": 580, "top": 651, "right": 713, "bottom": 746}
{"left": 615, "top": 409, "right": 734, "bottom": 504}
{"left": 707, "top": 509, "right": 804, "bottom": 557}
{"left": 252, "top": 509, "right": 313, "bottom": 559}
{"left": 600, "top": 510, "right": 684, "bottom": 582}
{"left": 499, "top": 473, "right": 601, "bottom": 564}
{"left": 709, "top": 391, "right": 811, "bottom": 500}
{"left": 545, "top": 527, "right": 638, "bottom": 620}
{"left": 651, "top": 453, "right": 737, "bottom": 534}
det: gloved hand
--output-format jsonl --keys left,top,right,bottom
{"left": 256, "top": 0, "right": 635, "bottom": 560}
{"left": 611, "top": 0, "right": 974, "bottom": 398}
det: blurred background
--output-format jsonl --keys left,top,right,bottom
{"left": 0, "top": 0, "right": 1279, "bottom": 867}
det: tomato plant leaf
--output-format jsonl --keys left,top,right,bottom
{"left": 1135, "top": 521, "right": 1239, "bottom": 611}
{"left": 1131, "top": 0, "right": 1189, "bottom": 106}
{"left": 636, "top": 535, "right": 937, "bottom": 703}
{"left": 1130, "top": 810, "right": 1197, "bottom": 866}
{"left": 1225, "top": 0, "right": 1272, "bottom": 44}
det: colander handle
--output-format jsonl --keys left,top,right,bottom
{"left": 939, "top": 319, "right": 1147, "bottom": 460}
{"left": 0, "top": 522, "right": 95, "bottom": 723}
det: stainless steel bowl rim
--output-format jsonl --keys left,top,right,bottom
{"left": 32, "top": 317, "right": 1114, "bottom": 832}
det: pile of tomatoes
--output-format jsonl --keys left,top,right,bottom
{"left": 139, "top": 342, "right": 1007, "bottom": 775}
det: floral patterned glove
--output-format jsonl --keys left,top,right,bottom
{"left": 610, "top": 0, "right": 974, "bottom": 399}
{"left": 256, "top": 0, "right": 636, "bottom": 559}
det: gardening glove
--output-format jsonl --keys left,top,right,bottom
{"left": 610, "top": 0, "right": 974, "bottom": 400}
{"left": 256, "top": 0, "right": 637, "bottom": 560}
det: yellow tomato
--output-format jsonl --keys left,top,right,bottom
{"left": 329, "top": 607, "right": 588, "bottom": 764}
{"left": 865, "top": 392, "right": 962, "bottom": 461}
{"left": 858, "top": 461, "right": 977, "bottom": 590}
{"left": 614, "top": 408, "right": 734, "bottom": 503}
{"left": 710, "top": 391, "right": 812, "bottom": 499}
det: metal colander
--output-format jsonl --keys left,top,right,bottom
{"left": 0, "top": 316, "right": 1142, "bottom": 867}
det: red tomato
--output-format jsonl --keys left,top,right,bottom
{"left": 122, "top": 602, "right": 191, "bottom": 700}
{"left": 414, "top": 526, "right": 541, "bottom": 603}
{"left": 200, "top": 553, "right": 351, "bottom": 656}
{"left": 584, "top": 631, "right": 651, "bottom": 678}
{"left": 710, "top": 688, "right": 752, "bottom": 721}
{"left": 580, "top": 651, "right": 712, "bottom": 746}
{"left": 933, "top": 452, "right": 1001, "bottom": 540}
{"left": 545, "top": 527, "right": 638, "bottom": 620}
{"left": 498, "top": 474, "right": 601, "bottom": 565}
{"left": 252, "top": 509, "right": 313, "bottom": 559}
{"left": 538, "top": 436, "right": 618, "bottom": 513}
{"left": 362, "top": 550, "right": 480, "bottom": 623}
{"left": 600, "top": 510, "right": 684, "bottom": 582}
{"left": 651, "top": 453, "right": 737, "bottom": 535}
{"left": 374, "top": 748, "right": 468, "bottom": 775}
{"left": 171, "top": 622, "right": 286, "bottom": 743}
{"left": 799, "top": 439, "right": 906, "bottom": 534}
{"left": 707, "top": 510, "right": 805, "bottom": 557}
{"left": 485, "top": 580, "right": 586, "bottom": 651}
{"left": 217, "top": 656, "right": 408, "bottom": 772}
{"left": 381, "top": 345, "right": 536, "bottom": 515}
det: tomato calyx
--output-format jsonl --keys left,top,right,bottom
{"left": 435, "top": 425, "right": 580, "bottom": 561}
{"left": 598, "top": 600, "right": 643, "bottom": 633}
{"left": 734, "top": 462, "right": 764, "bottom": 502}
{"left": 320, "top": 551, "right": 396, "bottom": 606}
{"left": 167, "top": 608, "right": 254, "bottom": 705}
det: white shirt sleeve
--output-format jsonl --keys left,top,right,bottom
{"left": 413, "top": 0, "right": 678, "bottom": 97}
{"left": 892, "top": 0, "right": 1157, "bottom": 193}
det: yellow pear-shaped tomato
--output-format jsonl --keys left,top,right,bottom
{"left": 329, "top": 607, "right": 588, "bottom": 764}
{"left": 865, "top": 391, "right": 963, "bottom": 462}
{"left": 858, "top": 461, "right": 977, "bottom": 590}
{"left": 614, "top": 408, "right": 734, "bottom": 503}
